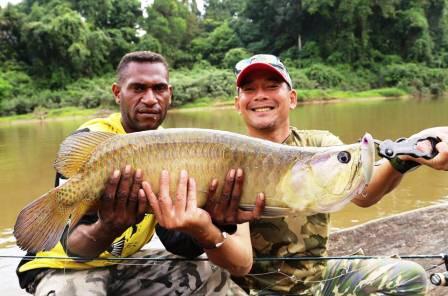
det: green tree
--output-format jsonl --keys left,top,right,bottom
{"left": 134, "top": 34, "right": 162, "bottom": 53}
{"left": 235, "top": 0, "right": 302, "bottom": 54}
{"left": 142, "top": 0, "right": 200, "bottom": 67}
{"left": 223, "top": 47, "right": 251, "bottom": 69}
{"left": 18, "top": 1, "right": 117, "bottom": 86}
{"left": 0, "top": 4, "right": 26, "bottom": 63}
{"left": 192, "top": 21, "right": 241, "bottom": 66}
{"left": 204, "top": 0, "right": 246, "bottom": 22}
{"left": 68, "top": 0, "right": 142, "bottom": 29}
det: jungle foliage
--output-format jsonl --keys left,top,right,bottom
{"left": 1, "top": 0, "right": 448, "bottom": 115}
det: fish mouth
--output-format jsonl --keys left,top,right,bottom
{"left": 346, "top": 133, "right": 374, "bottom": 192}
{"left": 360, "top": 133, "right": 375, "bottom": 183}
{"left": 345, "top": 155, "right": 361, "bottom": 192}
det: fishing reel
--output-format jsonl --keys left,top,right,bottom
{"left": 430, "top": 272, "right": 448, "bottom": 286}
{"left": 430, "top": 254, "right": 448, "bottom": 286}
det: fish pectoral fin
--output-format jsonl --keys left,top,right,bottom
{"left": 54, "top": 131, "right": 116, "bottom": 177}
{"left": 239, "top": 204, "right": 292, "bottom": 218}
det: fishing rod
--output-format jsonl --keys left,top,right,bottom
{"left": 0, "top": 253, "right": 445, "bottom": 262}
{"left": 3, "top": 253, "right": 448, "bottom": 286}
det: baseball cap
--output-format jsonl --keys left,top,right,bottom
{"left": 235, "top": 54, "right": 292, "bottom": 88}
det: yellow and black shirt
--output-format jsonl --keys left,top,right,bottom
{"left": 17, "top": 113, "right": 157, "bottom": 288}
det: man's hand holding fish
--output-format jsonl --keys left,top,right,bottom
{"left": 67, "top": 165, "right": 148, "bottom": 259}
{"left": 143, "top": 169, "right": 254, "bottom": 276}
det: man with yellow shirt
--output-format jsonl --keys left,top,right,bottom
{"left": 17, "top": 51, "right": 263, "bottom": 295}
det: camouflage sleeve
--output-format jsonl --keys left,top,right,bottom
{"left": 313, "top": 258, "right": 427, "bottom": 295}
{"left": 320, "top": 131, "right": 344, "bottom": 146}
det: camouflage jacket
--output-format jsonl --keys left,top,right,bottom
{"left": 234, "top": 127, "right": 343, "bottom": 294}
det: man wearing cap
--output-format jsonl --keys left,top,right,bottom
{"left": 159, "top": 54, "right": 448, "bottom": 295}
{"left": 231, "top": 54, "right": 448, "bottom": 295}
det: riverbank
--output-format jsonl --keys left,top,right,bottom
{"left": 0, "top": 107, "right": 102, "bottom": 125}
{"left": 0, "top": 88, "right": 413, "bottom": 125}
{"left": 176, "top": 87, "right": 410, "bottom": 109}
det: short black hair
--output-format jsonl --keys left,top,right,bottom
{"left": 116, "top": 51, "right": 169, "bottom": 83}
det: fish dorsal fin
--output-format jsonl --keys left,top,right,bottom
{"left": 54, "top": 131, "right": 116, "bottom": 177}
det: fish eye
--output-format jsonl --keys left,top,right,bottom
{"left": 337, "top": 151, "right": 351, "bottom": 164}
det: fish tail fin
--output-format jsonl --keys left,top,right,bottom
{"left": 14, "top": 186, "right": 71, "bottom": 252}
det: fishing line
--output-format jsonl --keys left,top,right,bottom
{"left": 249, "top": 258, "right": 390, "bottom": 295}
{"left": 425, "top": 262, "right": 445, "bottom": 272}
{"left": 251, "top": 256, "right": 444, "bottom": 294}
{"left": 252, "top": 267, "right": 360, "bottom": 294}
{"left": 252, "top": 270, "right": 300, "bottom": 294}
{"left": 62, "top": 220, "right": 70, "bottom": 278}
{"left": 3, "top": 253, "right": 444, "bottom": 292}
{"left": 1, "top": 254, "right": 446, "bottom": 262}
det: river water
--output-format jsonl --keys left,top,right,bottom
{"left": 1, "top": 97, "right": 447, "bottom": 293}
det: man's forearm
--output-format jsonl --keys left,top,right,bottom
{"left": 203, "top": 224, "right": 253, "bottom": 276}
{"left": 67, "top": 221, "right": 120, "bottom": 258}
{"left": 157, "top": 224, "right": 252, "bottom": 275}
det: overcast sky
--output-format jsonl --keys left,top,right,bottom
{"left": 0, "top": 0, "right": 21, "bottom": 7}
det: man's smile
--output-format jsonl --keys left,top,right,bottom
{"left": 252, "top": 106, "right": 274, "bottom": 112}
{"left": 249, "top": 103, "right": 276, "bottom": 113}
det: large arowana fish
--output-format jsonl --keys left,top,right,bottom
{"left": 14, "top": 128, "right": 375, "bottom": 252}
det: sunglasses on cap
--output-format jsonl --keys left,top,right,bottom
{"left": 234, "top": 54, "right": 285, "bottom": 74}
{"left": 234, "top": 54, "right": 292, "bottom": 88}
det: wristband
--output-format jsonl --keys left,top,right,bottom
{"left": 202, "top": 232, "right": 228, "bottom": 250}
{"left": 389, "top": 157, "right": 421, "bottom": 174}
